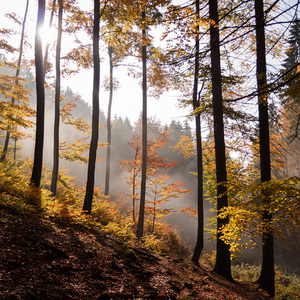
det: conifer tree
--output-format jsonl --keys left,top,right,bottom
{"left": 281, "top": 18, "right": 300, "bottom": 153}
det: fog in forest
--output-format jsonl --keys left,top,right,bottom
{"left": 1, "top": 67, "right": 298, "bottom": 275}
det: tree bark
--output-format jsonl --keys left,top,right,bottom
{"left": 50, "top": 0, "right": 63, "bottom": 196}
{"left": 83, "top": 0, "right": 100, "bottom": 214}
{"left": 132, "top": 146, "right": 139, "bottom": 223}
{"left": 104, "top": 45, "right": 114, "bottom": 196}
{"left": 44, "top": 0, "right": 57, "bottom": 75}
{"left": 31, "top": 0, "right": 46, "bottom": 188}
{"left": 254, "top": 0, "right": 274, "bottom": 297}
{"left": 136, "top": 9, "right": 148, "bottom": 238}
{"left": 209, "top": 0, "right": 232, "bottom": 280}
{"left": 0, "top": 0, "right": 29, "bottom": 162}
{"left": 191, "top": 0, "right": 204, "bottom": 264}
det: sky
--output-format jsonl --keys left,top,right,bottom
{"left": 0, "top": 0, "right": 192, "bottom": 127}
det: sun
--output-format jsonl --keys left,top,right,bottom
{"left": 37, "top": 23, "right": 57, "bottom": 46}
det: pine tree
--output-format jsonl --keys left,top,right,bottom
{"left": 281, "top": 18, "right": 300, "bottom": 144}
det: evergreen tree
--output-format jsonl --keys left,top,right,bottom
{"left": 281, "top": 18, "right": 300, "bottom": 143}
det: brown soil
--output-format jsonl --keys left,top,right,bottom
{"left": 0, "top": 205, "right": 269, "bottom": 299}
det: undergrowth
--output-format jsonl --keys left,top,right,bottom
{"left": 0, "top": 159, "right": 186, "bottom": 257}
{"left": 200, "top": 252, "right": 300, "bottom": 300}
{"left": 1, "top": 159, "right": 299, "bottom": 299}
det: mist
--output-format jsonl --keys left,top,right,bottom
{"left": 2, "top": 72, "right": 299, "bottom": 276}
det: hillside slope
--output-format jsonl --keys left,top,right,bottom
{"left": 0, "top": 205, "right": 268, "bottom": 300}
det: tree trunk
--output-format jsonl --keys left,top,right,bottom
{"left": 0, "top": 0, "right": 29, "bottom": 162}
{"left": 50, "top": 0, "right": 63, "bottom": 196}
{"left": 132, "top": 146, "right": 139, "bottom": 223}
{"left": 82, "top": 0, "right": 100, "bottom": 214}
{"left": 104, "top": 45, "right": 114, "bottom": 196}
{"left": 44, "top": 0, "right": 57, "bottom": 75}
{"left": 30, "top": 0, "right": 46, "bottom": 188}
{"left": 254, "top": 0, "right": 274, "bottom": 297}
{"left": 209, "top": 0, "right": 232, "bottom": 280}
{"left": 191, "top": 0, "right": 204, "bottom": 264}
{"left": 136, "top": 9, "right": 148, "bottom": 238}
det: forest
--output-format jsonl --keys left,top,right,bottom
{"left": 0, "top": 0, "right": 300, "bottom": 299}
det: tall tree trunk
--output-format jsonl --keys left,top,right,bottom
{"left": 209, "top": 0, "right": 232, "bottom": 280}
{"left": 30, "top": 0, "right": 46, "bottom": 188}
{"left": 136, "top": 9, "right": 148, "bottom": 238}
{"left": 44, "top": 0, "right": 57, "bottom": 74}
{"left": 0, "top": 0, "right": 29, "bottom": 162}
{"left": 50, "top": 0, "right": 63, "bottom": 196}
{"left": 254, "top": 0, "right": 274, "bottom": 297}
{"left": 152, "top": 190, "right": 157, "bottom": 233}
{"left": 82, "top": 0, "right": 100, "bottom": 214}
{"left": 104, "top": 45, "right": 114, "bottom": 196}
{"left": 191, "top": 0, "right": 204, "bottom": 264}
{"left": 132, "top": 146, "right": 139, "bottom": 223}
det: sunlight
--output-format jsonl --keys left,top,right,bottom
{"left": 37, "top": 23, "right": 56, "bottom": 47}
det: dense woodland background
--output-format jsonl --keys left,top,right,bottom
{"left": 0, "top": 0, "right": 300, "bottom": 298}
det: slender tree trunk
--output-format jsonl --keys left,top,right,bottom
{"left": 30, "top": 0, "right": 46, "bottom": 188}
{"left": 132, "top": 175, "right": 136, "bottom": 222}
{"left": 209, "top": 0, "right": 232, "bottom": 280}
{"left": 44, "top": 0, "right": 56, "bottom": 74}
{"left": 152, "top": 194, "right": 156, "bottom": 234}
{"left": 254, "top": 0, "right": 274, "bottom": 297}
{"left": 104, "top": 45, "right": 114, "bottom": 196}
{"left": 136, "top": 9, "right": 148, "bottom": 238}
{"left": 82, "top": 0, "right": 100, "bottom": 214}
{"left": 50, "top": 0, "right": 63, "bottom": 196}
{"left": 191, "top": 0, "right": 204, "bottom": 264}
{"left": 132, "top": 147, "right": 139, "bottom": 223}
{"left": 0, "top": 0, "right": 29, "bottom": 162}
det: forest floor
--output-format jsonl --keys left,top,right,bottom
{"left": 0, "top": 205, "right": 269, "bottom": 300}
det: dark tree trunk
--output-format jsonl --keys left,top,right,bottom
{"left": 254, "top": 0, "right": 274, "bottom": 297}
{"left": 136, "top": 9, "right": 147, "bottom": 238}
{"left": 191, "top": 0, "right": 204, "bottom": 264}
{"left": 209, "top": 0, "right": 232, "bottom": 280}
{"left": 30, "top": 0, "right": 46, "bottom": 188}
{"left": 50, "top": 0, "right": 63, "bottom": 196}
{"left": 0, "top": 0, "right": 29, "bottom": 162}
{"left": 82, "top": 0, "right": 100, "bottom": 214}
{"left": 104, "top": 45, "right": 114, "bottom": 196}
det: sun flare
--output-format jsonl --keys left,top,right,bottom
{"left": 37, "top": 24, "right": 56, "bottom": 46}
